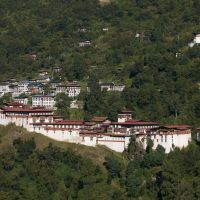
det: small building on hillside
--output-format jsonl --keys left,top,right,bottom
{"left": 55, "top": 82, "right": 81, "bottom": 98}
{"left": 32, "top": 95, "right": 55, "bottom": 109}
{"left": 14, "top": 97, "right": 29, "bottom": 105}
{"left": 38, "top": 70, "right": 48, "bottom": 77}
{"left": 36, "top": 76, "right": 50, "bottom": 84}
{"left": 189, "top": 34, "right": 200, "bottom": 47}
{"left": 28, "top": 82, "right": 44, "bottom": 94}
{"left": 194, "top": 34, "right": 200, "bottom": 44}
{"left": 50, "top": 81, "right": 62, "bottom": 89}
{"left": 0, "top": 82, "right": 13, "bottom": 96}
{"left": 196, "top": 128, "right": 200, "bottom": 142}
{"left": 66, "top": 82, "right": 81, "bottom": 98}
{"left": 79, "top": 41, "right": 91, "bottom": 47}
{"left": 100, "top": 82, "right": 125, "bottom": 92}
{"left": 118, "top": 110, "right": 133, "bottom": 122}
{"left": 55, "top": 85, "right": 67, "bottom": 94}
{"left": 18, "top": 80, "right": 34, "bottom": 94}
{"left": 52, "top": 67, "right": 62, "bottom": 73}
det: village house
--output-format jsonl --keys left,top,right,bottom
{"left": 66, "top": 82, "right": 81, "bottom": 98}
{"left": 29, "top": 53, "right": 37, "bottom": 60}
{"left": 188, "top": 33, "right": 200, "bottom": 47}
{"left": 0, "top": 82, "right": 13, "bottom": 96}
{"left": 38, "top": 70, "right": 48, "bottom": 77}
{"left": 117, "top": 110, "right": 133, "bottom": 122}
{"left": 194, "top": 34, "right": 200, "bottom": 44}
{"left": 14, "top": 97, "right": 29, "bottom": 105}
{"left": 78, "top": 28, "right": 87, "bottom": 32}
{"left": 70, "top": 100, "right": 80, "bottom": 109}
{"left": 100, "top": 82, "right": 125, "bottom": 92}
{"left": 32, "top": 95, "right": 56, "bottom": 109}
{"left": 79, "top": 41, "right": 91, "bottom": 47}
{"left": 0, "top": 103, "right": 54, "bottom": 131}
{"left": 18, "top": 80, "right": 34, "bottom": 94}
{"left": 55, "top": 84, "right": 67, "bottom": 94}
{"left": 55, "top": 82, "right": 81, "bottom": 98}
{"left": 50, "top": 81, "right": 62, "bottom": 89}
{"left": 52, "top": 67, "right": 62, "bottom": 73}
{"left": 36, "top": 76, "right": 51, "bottom": 84}
{"left": 196, "top": 128, "right": 200, "bottom": 142}
{"left": 102, "top": 28, "right": 109, "bottom": 31}
{"left": 28, "top": 82, "right": 44, "bottom": 94}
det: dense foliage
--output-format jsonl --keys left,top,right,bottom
{"left": 1, "top": 135, "right": 200, "bottom": 200}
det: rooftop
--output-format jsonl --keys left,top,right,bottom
{"left": 112, "top": 120, "right": 159, "bottom": 126}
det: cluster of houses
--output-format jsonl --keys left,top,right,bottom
{"left": 0, "top": 102, "right": 193, "bottom": 153}
{"left": 0, "top": 68, "right": 125, "bottom": 110}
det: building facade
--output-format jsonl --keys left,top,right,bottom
{"left": 32, "top": 95, "right": 55, "bottom": 109}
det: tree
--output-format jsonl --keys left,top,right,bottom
{"left": 13, "top": 138, "right": 36, "bottom": 160}
{"left": 55, "top": 93, "right": 71, "bottom": 119}
{"left": 104, "top": 155, "right": 123, "bottom": 179}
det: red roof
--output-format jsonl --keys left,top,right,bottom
{"left": 164, "top": 125, "right": 191, "bottom": 130}
{"left": 5, "top": 102, "right": 24, "bottom": 106}
{"left": 2, "top": 107, "right": 53, "bottom": 113}
{"left": 79, "top": 131, "right": 99, "bottom": 136}
{"left": 31, "top": 120, "right": 84, "bottom": 125}
{"left": 112, "top": 120, "right": 159, "bottom": 126}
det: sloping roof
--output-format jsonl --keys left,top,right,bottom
{"left": 2, "top": 107, "right": 53, "bottom": 113}
{"left": 5, "top": 102, "right": 24, "bottom": 107}
{"left": 31, "top": 120, "right": 84, "bottom": 125}
{"left": 112, "top": 120, "right": 159, "bottom": 126}
{"left": 91, "top": 116, "right": 108, "bottom": 123}
{"left": 164, "top": 125, "right": 191, "bottom": 130}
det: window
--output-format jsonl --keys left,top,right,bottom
{"left": 165, "top": 135, "right": 167, "bottom": 142}
{"left": 90, "top": 137, "right": 93, "bottom": 141}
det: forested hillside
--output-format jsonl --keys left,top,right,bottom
{"left": 1, "top": 0, "right": 200, "bottom": 123}
{"left": 1, "top": 125, "right": 200, "bottom": 200}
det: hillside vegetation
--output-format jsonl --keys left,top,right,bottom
{"left": 1, "top": 124, "right": 200, "bottom": 199}
{"left": 1, "top": 0, "right": 200, "bottom": 124}
{"left": 0, "top": 124, "right": 122, "bottom": 165}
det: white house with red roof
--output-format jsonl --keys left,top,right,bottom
{"left": 0, "top": 102, "right": 54, "bottom": 130}
{"left": 140, "top": 125, "right": 192, "bottom": 153}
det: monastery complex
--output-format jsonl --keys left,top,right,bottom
{"left": 0, "top": 102, "right": 192, "bottom": 153}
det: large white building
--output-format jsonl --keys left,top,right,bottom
{"left": 32, "top": 95, "right": 55, "bottom": 109}
{"left": 0, "top": 82, "right": 12, "bottom": 96}
{"left": 138, "top": 125, "right": 191, "bottom": 153}
{"left": 55, "top": 82, "right": 81, "bottom": 98}
{"left": 0, "top": 103, "right": 192, "bottom": 153}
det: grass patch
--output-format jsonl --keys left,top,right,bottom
{"left": 0, "top": 124, "right": 124, "bottom": 165}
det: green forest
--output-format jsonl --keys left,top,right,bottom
{"left": 1, "top": 0, "right": 200, "bottom": 124}
{"left": 1, "top": 125, "right": 200, "bottom": 200}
